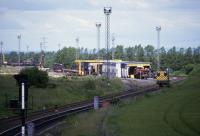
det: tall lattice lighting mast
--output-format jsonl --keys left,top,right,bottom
{"left": 96, "top": 22, "right": 101, "bottom": 60}
{"left": 112, "top": 33, "right": 115, "bottom": 60}
{"left": 58, "top": 43, "right": 61, "bottom": 51}
{"left": 104, "top": 7, "right": 112, "bottom": 79}
{"left": 0, "top": 41, "right": 3, "bottom": 65}
{"left": 26, "top": 45, "right": 29, "bottom": 61}
{"left": 75, "top": 37, "right": 79, "bottom": 60}
{"left": 156, "top": 26, "right": 161, "bottom": 71}
{"left": 17, "top": 35, "right": 21, "bottom": 66}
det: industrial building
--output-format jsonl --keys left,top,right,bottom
{"left": 75, "top": 60, "right": 150, "bottom": 79}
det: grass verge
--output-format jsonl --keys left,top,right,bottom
{"left": 0, "top": 75, "right": 124, "bottom": 118}
{"left": 48, "top": 73, "right": 200, "bottom": 136}
{"left": 106, "top": 75, "right": 200, "bottom": 136}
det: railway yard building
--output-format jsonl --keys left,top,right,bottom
{"left": 74, "top": 59, "right": 151, "bottom": 79}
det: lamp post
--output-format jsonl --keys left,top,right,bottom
{"left": 104, "top": 7, "right": 112, "bottom": 79}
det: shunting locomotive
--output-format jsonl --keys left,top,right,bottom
{"left": 156, "top": 69, "right": 170, "bottom": 87}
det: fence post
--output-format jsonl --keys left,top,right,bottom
{"left": 94, "top": 96, "right": 99, "bottom": 110}
{"left": 27, "top": 122, "right": 34, "bottom": 136}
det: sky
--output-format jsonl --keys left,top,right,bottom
{"left": 0, "top": 0, "right": 200, "bottom": 52}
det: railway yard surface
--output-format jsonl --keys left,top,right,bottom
{"left": 122, "top": 78, "right": 157, "bottom": 88}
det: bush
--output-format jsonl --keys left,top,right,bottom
{"left": 184, "top": 64, "right": 195, "bottom": 75}
{"left": 189, "top": 64, "right": 200, "bottom": 76}
{"left": 19, "top": 67, "right": 49, "bottom": 88}
{"left": 172, "top": 69, "right": 186, "bottom": 76}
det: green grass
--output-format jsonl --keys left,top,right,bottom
{"left": 171, "top": 70, "right": 188, "bottom": 76}
{"left": 41, "top": 73, "right": 200, "bottom": 136}
{"left": 0, "top": 75, "right": 125, "bottom": 118}
{"left": 41, "top": 108, "right": 111, "bottom": 136}
{"left": 0, "top": 75, "right": 18, "bottom": 117}
{"left": 106, "top": 75, "right": 200, "bottom": 136}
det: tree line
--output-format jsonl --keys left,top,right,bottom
{"left": 3, "top": 45, "right": 200, "bottom": 72}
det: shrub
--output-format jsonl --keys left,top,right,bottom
{"left": 184, "top": 64, "right": 195, "bottom": 75}
{"left": 19, "top": 67, "right": 49, "bottom": 88}
{"left": 189, "top": 64, "right": 200, "bottom": 76}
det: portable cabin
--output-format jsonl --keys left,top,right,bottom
{"left": 102, "top": 61, "right": 128, "bottom": 78}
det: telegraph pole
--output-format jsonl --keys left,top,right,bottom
{"left": 96, "top": 22, "right": 101, "bottom": 60}
{"left": 112, "top": 33, "right": 115, "bottom": 60}
{"left": 104, "top": 7, "right": 112, "bottom": 79}
{"left": 156, "top": 26, "right": 161, "bottom": 71}
{"left": 17, "top": 35, "right": 21, "bottom": 66}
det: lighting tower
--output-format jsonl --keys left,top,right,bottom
{"left": 17, "top": 35, "right": 21, "bottom": 66}
{"left": 42, "top": 37, "right": 47, "bottom": 51}
{"left": 40, "top": 42, "right": 43, "bottom": 52}
{"left": 58, "top": 43, "right": 61, "bottom": 51}
{"left": 156, "top": 26, "right": 161, "bottom": 71}
{"left": 112, "top": 33, "right": 115, "bottom": 60}
{"left": 39, "top": 42, "right": 45, "bottom": 68}
{"left": 104, "top": 7, "right": 112, "bottom": 79}
{"left": 0, "top": 41, "right": 3, "bottom": 65}
{"left": 26, "top": 45, "right": 29, "bottom": 61}
{"left": 26, "top": 45, "right": 29, "bottom": 53}
{"left": 75, "top": 37, "right": 79, "bottom": 60}
{"left": 96, "top": 22, "right": 101, "bottom": 60}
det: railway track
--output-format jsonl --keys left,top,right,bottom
{"left": 0, "top": 77, "right": 184, "bottom": 136}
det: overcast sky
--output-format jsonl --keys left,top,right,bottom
{"left": 0, "top": 0, "right": 200, "bottom": 52}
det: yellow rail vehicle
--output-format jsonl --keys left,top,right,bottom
{"left": 156, "top": 71, "right": 169, "bottom": 87}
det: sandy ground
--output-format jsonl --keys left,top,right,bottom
{"left": 121, "top": 78, "right": 157, "bottom": 90}
{"left": 48, "top": 72, "right": 66, "bottom": 78}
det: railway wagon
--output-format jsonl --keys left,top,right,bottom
{"left": 53, "top": 63, "right": 64, "bottom": 72}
